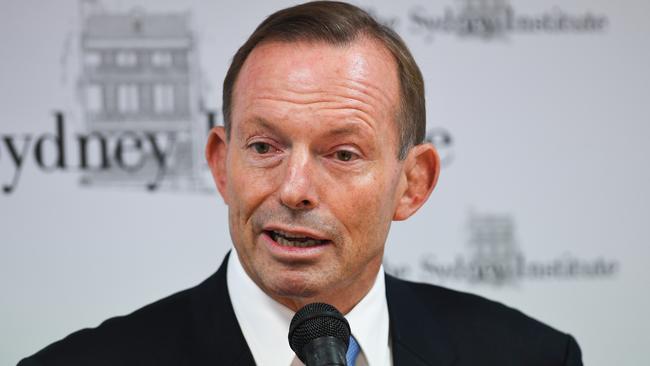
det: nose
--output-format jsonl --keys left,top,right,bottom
{"left": 279, "top": 147, "right": 318, "bottom": 211}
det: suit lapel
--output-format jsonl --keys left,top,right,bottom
{"left": 189, "top": 252, "right": 256, "bottom": 366}
{"left": 385, "top": 274, "right": 457, "bottom": 366}
{"left": 186, "top": 257, "right": 457, "bottom": 366}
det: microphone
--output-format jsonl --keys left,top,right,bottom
{"left": 288, "top": 303, "right": 351, "bottom": 366}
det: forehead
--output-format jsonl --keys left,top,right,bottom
{"left": 231, "top": 37, "right": 401, "bottom": 126}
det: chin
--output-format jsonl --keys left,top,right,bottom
{"left": 263, "top": 269, "right": 326, "bottom": 300}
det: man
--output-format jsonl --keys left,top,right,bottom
{"left": 19, "top": 2, "right": 582, "bottom": 366}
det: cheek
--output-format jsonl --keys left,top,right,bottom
{"left": 227, "top": 156, "right": 279, "bottom": 222}
{"left": 325, "top": 169, "right": 396, "bottom": 244}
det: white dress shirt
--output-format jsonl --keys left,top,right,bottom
{"left": 227, "top": 249, "right": 393, "bottom": 366}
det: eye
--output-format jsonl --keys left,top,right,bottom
{"left": 251, "top": 142, "right": 272, "bottom": 154}
{"left": 334, "top": 150, "right": 358, "bottom": 162}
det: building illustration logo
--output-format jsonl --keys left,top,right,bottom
{"left": 76, "top": 5, "right": 209, "bottom": 192}
{"left": 463, "top": 211, "right": 523, "bottom": 285}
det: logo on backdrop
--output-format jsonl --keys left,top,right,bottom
{"left": 74, "top": 6, "right": 210, "bottom": 192}
{"left": 370, "top": 0, "right": 608, "bottom": 42}
{"left": 385, "top": 209, "right": 619, "bottom": 286}
{"left": 0, "top": 6, "right": 218, "bottom": 195}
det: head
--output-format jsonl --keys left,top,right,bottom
{"left": 207, "top": 1, "right": 440, "bottom": 313}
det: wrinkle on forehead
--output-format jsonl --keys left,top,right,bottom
{"left": 249, "top": 80, "right": 391, "bottom": 130}
{"left": 233, "top": 38, "right": 400, "bottom": 127}
{"left": 249, "top": 96, "right": 378, "bottom": 134}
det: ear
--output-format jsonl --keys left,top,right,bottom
{"left": 205, "top": 126, "right": 230, "bottom": 204}
{"left": 393, "top": 143, "right": 440, "bottom": 221}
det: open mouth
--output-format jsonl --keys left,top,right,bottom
{"left": 265, "top": 230, "right": 329, "bottom": 248}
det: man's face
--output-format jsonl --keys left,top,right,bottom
{"left": 215, "top": 38, "right": 409, "bottom": 311}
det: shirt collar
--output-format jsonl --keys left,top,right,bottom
{"left": 227, "top": 249, "right": 391, "bottom": 366}
{"left": 344, "top": 260, "right": 392, "bottom": 366}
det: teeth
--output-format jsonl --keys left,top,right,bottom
{"left": 270, "top": 230, "right": 326, "bottom": 247}
{"left": 276, "top": 236, "right": 322, "bottom": 247}
{"left": 275, "top": 230, "right": 311, "bottom": 239}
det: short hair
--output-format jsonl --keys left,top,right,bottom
{"left": 222, "top": 1, "right": 425, "bottom": 159}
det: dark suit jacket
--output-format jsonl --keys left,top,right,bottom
{"left": 19, "top": 254, "right": 582, "bottom": 366}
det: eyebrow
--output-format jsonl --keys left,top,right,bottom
{"left": 247, "top": 117, "right": 275, "bottom": 131}
{"left": 238, "top": 117, "right": 282, "bottom": 138}
{"left": 241, "top": 116, "right": 373, "bottom": 140}
{"left": 324, "top": 124, "right": 370, "bottom": 138}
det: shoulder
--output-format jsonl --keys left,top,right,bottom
{"left": 19, "top": 285, "right": 200, "bottom": 366}
{"left": 18, "top": 255, "right": 248, "bottom": 366}
{"left": 386, "top": 275, "right": 582, "bottom": 365}
{"left": 400, "top": 277, "right": 556, "bottom": 333}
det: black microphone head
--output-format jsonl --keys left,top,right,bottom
{"left": 288, "top": 303, "right": 351, "bottom": 363}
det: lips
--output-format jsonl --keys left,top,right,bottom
{"left": 264, "top": 229, "right": 330, "bottom": 248}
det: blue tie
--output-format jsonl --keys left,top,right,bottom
{"left": 346, "top": 336, "right": 361, "bottom": 366}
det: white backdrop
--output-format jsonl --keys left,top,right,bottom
{"left": 1, "top": 1, "right": 649, "bottom": 365}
